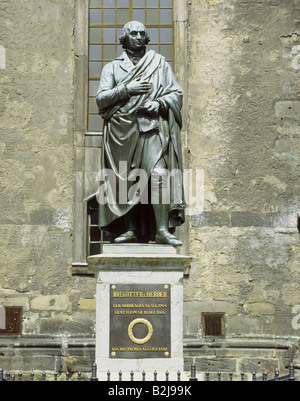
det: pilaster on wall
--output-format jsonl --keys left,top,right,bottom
{"left": 174, "top": 0, "right": 190, "bottom": 256}
{"left": 73, "top": 0, "right": 89, "bottom": 269}
{"left": 174, "top": 0, "right": 188, "bottom": 129}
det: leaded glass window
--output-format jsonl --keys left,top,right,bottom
{"left": 87, "top": 197, "right": 115, "bottom": 256}
{"left": 88, "top": 0, "right": 174, "bottom": 133}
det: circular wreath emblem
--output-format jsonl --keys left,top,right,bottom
{"left": 128, "top": 318, "right": 154, "bottom": 345}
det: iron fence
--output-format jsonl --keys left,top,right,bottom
{"left": 0, "top": 362, "right": 296, "bottom": 382}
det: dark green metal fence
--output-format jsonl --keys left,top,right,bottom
{"left": 0, "top": 362, "right": 296, "bottom": 381}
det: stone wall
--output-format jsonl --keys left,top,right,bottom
{"left": 185, "top": 0, "right": 300, "bottom": 373}
{"left": 0, "top": 0, "right": 96, "bottom": 371}
{"left": 0, "top": 0, "right": 299, "bottom": 376}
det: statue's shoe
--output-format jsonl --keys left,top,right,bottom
{"left": 114, "top": 231, "right": 137, "bottom": 244}
{"left": 155, "top": 231, "right": 182, "bottom": 247}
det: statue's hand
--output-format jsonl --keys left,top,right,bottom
{"left": 126, "top": 80, "right": 152, "bottom": 95}
{"left": 143, "top": 101, "right": 160, "bottom": 117}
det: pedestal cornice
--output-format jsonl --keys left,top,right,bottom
{"left": 88, "top": 244, "right": 192, "bottom": 273}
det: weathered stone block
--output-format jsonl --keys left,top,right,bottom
{"left": 275, "top": 101, "right": 300, "bottom": 119}
{"left": 239, "top": 358, "right": 281, "bottom": 375}
{"left": 40, "top": 317, "right": 94, "bottom": 335}
{"left": 0, "top": 296, "right": 30, "bottom": 311}
{"left": 192, "top": 212, "right": 230, "bottom": 227}
{"left": 229, "top": 316, "right": 262, "bottom": 335}
{"left": 31, "top": 295, "right": 70, "bottom": 311}
{"left": 231, "top": 212, "right": 265, "bottom": 228}
{"left": 77, "top": 298, "right": 96, "bottom": 310}
{"left": 194, "top": 357, "right": 237, "bottom": 373}
{"left": 249, "top": 302, "right": 276, "bottom": 315}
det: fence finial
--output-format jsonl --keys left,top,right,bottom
{"left": 205, "top": 370, "right": 209, "bottom": 381}
{"left": 189, "top": 363, "right": 198, "bottom": 381}
{"left": 91, "top": 363, "right": 98, "bottom": 381}
{"left": 289, "top": 363, "right": 295, "bottom": 382}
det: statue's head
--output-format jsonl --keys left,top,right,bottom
{"left": 119, "top": 21, "right": 151, "bottom": 51}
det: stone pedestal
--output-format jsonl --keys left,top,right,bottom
{"left": 88, "top": 244, "right": 191, "bottom": 380}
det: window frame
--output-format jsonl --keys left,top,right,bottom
{"left": 0, "top": 306, "right": 23, "bottom": 335}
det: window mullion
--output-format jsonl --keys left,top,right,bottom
{"left": 129, "top": 0, "right": 133, "bottom": 21}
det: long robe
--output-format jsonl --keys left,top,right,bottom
{"left": 96, "top": 50, "right": 186, "bottom": 240}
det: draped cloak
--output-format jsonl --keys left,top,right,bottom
{"left": 96, "top": 50, "right": 186, "bottom": 240}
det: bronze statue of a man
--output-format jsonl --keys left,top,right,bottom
{"left": 96, "top": 21, "right": 185, "bottom": 246}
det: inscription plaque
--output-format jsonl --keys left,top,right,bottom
{"left": 109, "top": 284, "right": 171, "bottom": 359}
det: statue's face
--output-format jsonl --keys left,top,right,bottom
{"left": 125, "top": 21, "right": 147, "bottom": 51}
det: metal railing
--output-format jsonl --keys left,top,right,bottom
{"left": 0, "top": 362, "right": 296, "bottom": 381}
